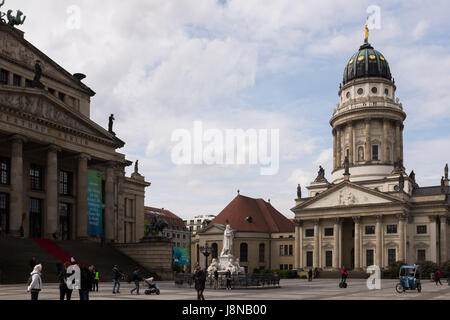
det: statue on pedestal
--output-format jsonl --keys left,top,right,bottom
{"left": 220, "top": 224, "right": 233, "bottom": 256}
{"left": 314, "top": 166, "right": 326, "bottom": 182}
{"left": 108, "top": 114, "right": 115, "bottom": 135}
{"left": 343, "top": 155, "right": 350, "bottom": 176}
{"left": 445, "top": 164, "right": 448, "bottom": 180}
{"left": 32, "top": 60, "right": 44, "bottom": 89}
{"left": 297, "top": 184, "right": 302, "bottom": 199}
{"left": 207, "top": 258, "right": 219, "bottom": 276}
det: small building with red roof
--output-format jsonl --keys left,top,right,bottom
{"left": 191, "top": 194, "right": 295, "bottom": 273}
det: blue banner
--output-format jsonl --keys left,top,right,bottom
{"left": 174, "top": 247, "right": 190, "bottom": 266}
{"left": 87, "top": 169, "right": 103, "bottom": 236}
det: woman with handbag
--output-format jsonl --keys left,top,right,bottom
{"left": 27, "top": 264, "right": 43, "bottom": 300}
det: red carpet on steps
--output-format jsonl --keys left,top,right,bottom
{"left": 31, "top": 238, "right": 105, "bottom": 282}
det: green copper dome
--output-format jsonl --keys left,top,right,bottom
{"left": 343, "top": 43, "right": 392, "bottom": 85}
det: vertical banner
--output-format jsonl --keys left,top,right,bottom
{"left": 174, "top": 247, "right": 190, "bottom": 266}
{"left": 87, "top": 169, "right": 103, "bottom": 236}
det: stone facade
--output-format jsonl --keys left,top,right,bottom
{"left": 0, "top": 23, "right": 149, "bottom": 243}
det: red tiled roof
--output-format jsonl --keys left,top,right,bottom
{"left": 209, "top": 195, "right": 294, "bottom": 233}
{"left": 144, "top": 207, "right": 186, "bottom": 230}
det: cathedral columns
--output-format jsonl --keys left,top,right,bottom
{"left": 429, "top": 216, "right": 438, "bottom": 264}
{"left": 336, "top": 128, "right": 342, "bottom": 168}
{"left": 45, "top": 145, "right": 61, "bottom": 239}
{"left": 333, "top": 129, "right": 337, "bottom": 169}
{"left": 294, "top": 220, "right": 303, "bottom": 269}
{"left": 105, "top": 162, "right": 116, "bottom": 241}
{"left": 382, "top": 120, "right": 389, "bottom": 163}
{"left": 353, "top": 216, "right": 361, "bottom": 269}
{"left": 77, "top": 153, "right": 90, "bottom": 239}
{"left": 440, "top": 216, "right": 448, "bottom": 263}
{"left": 375, "top": 215, "right": 383, "bottom": 267}
{"left": 364, "top": 119, "right": 371, "bottom": 162}
{"left": 348, "top": 122, "right": 354, "bottom": 165}
{"left": 9, "top": 135, "right": 26, "bottom": 237}
{"left": 398, "top": 213, "right": 407, "bottom": 262}
{"left": 313, "top": 220, "right": 320, "bottom": 268}
{"left": 395, "top": 121, "right": 401, "bottom": 162}
{"left": 333, "top": 218, "right": 340, "bottom": 269}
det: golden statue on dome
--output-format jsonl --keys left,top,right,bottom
{"left": 364, "top": 23, "right": 369, "bottom": 43}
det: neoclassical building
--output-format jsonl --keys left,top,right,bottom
{"left": 292, "top": 31, "right": 449, "bottom": 270}
{"left": 0, "top": 21, "right": 149, "bottom": 243}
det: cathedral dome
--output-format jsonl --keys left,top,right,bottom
{"left": 343, "top": 42, "right": 392, "bottom": 85}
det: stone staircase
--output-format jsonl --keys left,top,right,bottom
{"left": 0, "top": 237, "right": 157, "bottom": 284}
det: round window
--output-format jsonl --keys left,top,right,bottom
{"left": 346, "top": 92, "right": 350, "bottom": 98}
{"left": 357, "top": 88, "right": 364, "bottom": 95}
{"left": 371, "top": 87, "right": 378, "bottom": 94}
{"left": 384, "top": 88, "right": 389, "bottom": 95}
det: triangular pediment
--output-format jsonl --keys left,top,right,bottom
{"left": 292, "top": 182, "right": 402, "bottom": 211}
{"left": 202, "top": 223, "right": 226, "bottom": 235}
{"left": 0, "top": 25, "right": 94, "bottom": 95}
{"left": 0, "top": 88, "right": 122, "bottom": 146}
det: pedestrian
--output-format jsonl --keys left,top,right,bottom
{"left": 79, "top": 265, "right": 92, "bottom": 300}
{"left": 92, "top": 267, "right": 99, "bottom": 292}
{"left": 193, "top": 266, "right": 206, "bottom": 300}
{"left": 29, "top": 257, "right": 37, "bottom": 272}
{"left": 225, "top": 270, "right": 232, "bottom": 290}
{"left": 435, "top": 269, "right": 442, "bottom": 286}
{"left": 340, "top": 266, "right": 349, "bottom": 287}
{"left": 308, "top": 269, "right": 313, "bottom": 282}
{"left": 27, "top": 264, "right": 42, "bottom": 300}
{"left": 58, "top": 262, "right": 71, "bottom": 300}
{"left": 112, "top": 265, "right": 122, "bottom": 294}
{"left": 130, "top": 267, "right": 142, "bottom": 295}
{"left": 314, "top": 267, "right": 319, "bottom": 279}
{"left": 213, "top": 269, "right": 219, "bottom": 290}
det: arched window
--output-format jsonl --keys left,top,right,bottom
{"left": 196, "top": 244, "right": 199, "bottom": 263}
{"left": 259, "top": 243, "right": 265, "bottom": 262}
{"left": 211, "top": 243, "right": 218, "bottom": 259}
{"left": 358, "top": 146, "right": 364, "bottom": 162}
{"left": 240, "top": 243, "right": 248, "bottom": 262}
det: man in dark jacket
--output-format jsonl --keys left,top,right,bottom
{"left": 79, "top": 266, "right": 93, "bottom": 300}
{"left": 193, "top": 267, "right": 206, "bottom": 300}
{"left": 130, "top": 267, "right": 142, "bottom": 295}
{"left": 112, "top": 265, "right": 122, "bottom": 294}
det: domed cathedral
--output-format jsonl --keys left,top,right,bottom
{"left": 291, "top": 24, "right": 449, "bottom": 272}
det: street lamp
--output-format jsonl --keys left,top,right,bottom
{"left": 199, "top": 244, "right": 212, "bottom": 270}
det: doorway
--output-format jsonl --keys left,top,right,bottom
{"left": 29, "top": 198, "right": 42, "bottom": 238}
{"left": 0, "top": 193, "right": 9, "bottom": 234}
{"left": 59, "top": 203, "right": 71, "bottom": 240}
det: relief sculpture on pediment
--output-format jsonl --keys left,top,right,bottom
{"left": 338, "top": 189, "right": 358, "bottom": 206}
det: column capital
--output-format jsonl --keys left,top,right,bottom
{"left": 352, "top": 216, "right": 361, "bottom": 224}
{"left": 312, "top": 219, "right": 320, "bottom": 226}
{"left": 294, "top": 219, "right": 304, "bottom": 227}
{"left": 396, "top": 213, "right": 408, "bottom": 221}
{"left": 106, "top": 160, "right": 118, "bottom": 169}
{"left": 333, "top": 217, "right": 341, "bottom": 224}
{"left": 47, "top": 144, "right": 61, "bottom": 153}
{"left": 428, "top": 215, "right": 438, "bottom": 222}
{"left": 77, "top": 153, "right": 91, "bottom": 161}
{"left": 375, "top": 214, "right": 383, "bottom": 222}
{"left": 10, "top": 134, "right": 27, "bottom": 144}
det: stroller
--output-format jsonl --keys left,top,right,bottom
{"left": 144, "top": 277, "right": 160, "bottom": 295}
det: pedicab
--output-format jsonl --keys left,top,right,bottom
{"left": 395, "top": 265, "right": 422, "bottom": 293}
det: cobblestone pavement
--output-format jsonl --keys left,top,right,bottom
{"left": 1, "top": 279, "right": 449, "bottom": 300}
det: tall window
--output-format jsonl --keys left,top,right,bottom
{"left": 0, "top": 69, "right": 8, "bottom": 85}
{"left": 279, "top": 245, "right": 284, "bottom": 256}
{"left": 388, "top": 249, "right": 396, "bottom": 265}
{"left": 240, "top": 243, "right": 248, "bottom": 262}
{"left": 0, "top": 158, "right": 10, "bottom": 185}
{"left": 324, "top": 228, "right": 334, "bottom": 236}
{"left": 365, "top": 225, "right": 375, "bottom": 235}
{"left": 289, "top": 245, "right": 293, "bottom": 256}
{"left": 13, "top": 74, "right": 21, "bottom": 86}
{"left": 0, "top": 193, "right": 9, "bottom": 234}
{"left": 372, "top": 145, "right": 379, "bottom": 161}
{"left": 366, "top": 249, "right": 374, "bottom": 266}
{"left": 417, "top": 249, "right": 426, "bottom": 261}
{"left": 284, "top": 245, "right": 289, "bottom": 256}
{"left": 326, "top": 251, "right": 333, "bottom": 267}
{"left": 306, "top": 251, "right": 313, "bottom": 267}
{"left": 259, "top": 243, "right": 265, "bottom": 262}
{"left": 417, "top": 225, "right": 427, "bottom": 234}
{"left": 211, "top": 243, "right": 218, "bottom": 259}
{"left": 386, "top": 225, "right": 398, "bottom": 234}
{"left": 30, "top": 165, "right": 43, "bottom": 191}
{"left": 59, "top": 171, "right": 72, "bottom": 196}
{"left": 305, "top": 229, "right": 314, "bottom": 237}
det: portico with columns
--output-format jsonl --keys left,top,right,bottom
{"left": 291, "top": 28, "right": 449, "bottom": 271}
{"left": 0, "top": 22, "right": 149, "bottom": 243}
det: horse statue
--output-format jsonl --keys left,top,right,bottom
{"left": 144, "top": 216, "right": 169, "bottom": 237}
{"left": 7, "top": 9, "right": 26, "bottom": 27}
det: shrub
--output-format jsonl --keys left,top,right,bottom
{"left": 385, "top": 261, "right": 406, "bottom": 279}
{"left": 415, "top": 261, "right": 438, "bottom": 278}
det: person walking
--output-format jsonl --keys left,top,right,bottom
{"left": 58, "top": 262, "right": 71, "bottom": 300}
{"left": 79, "top": 265, "right": 93, "bottom": 300}
{"left": 27, "top": 264, "right": 42, "bottom": 300}
{"left": 112, "top": 265, "right": 122, "bottom": 294}
{"left": 308, "top": 269, "right": 313, "bottom": 282}
{"left": 92, "top": 267, "right": 99, "bottom": 292}
{"left": 225, "top": 270, "right": 232, "bottom": 290}
{"left": 435, "top": 269, "right": 442, "bottom": 286}
{"left": 193, "top": 266, "right": 206, "bottom": 300}
{"left": 314, "top": 268, "right": 319, "bottom": 279}
{"left": 130, "top": 267, "right": 142, "bottom": 295}
{"left": 213, "top": 270, "right": 219, "bottom": 290}
{"left": 340, "top": 266, "right": 349, "bottom": 287}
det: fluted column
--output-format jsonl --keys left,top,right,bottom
{"left": 429, "top": 216, "right": 438, "bottom": 263}
{"left": 45, "top": 145, "right": 60, "bottom": 239}
{"left": 333, "top": 218, "right": 340, "bottom": 269}
{"left": 336, "top": 128, "right": 342, "bottom": 168}
{"left": 294, "top": 220, "right": 303, "bottom": 269}
{"left": 9, "top": 135, "right": 27, "bottom": 237}
{"left": 375, "top": 215, "right": 383, "bottom": 267}
{"left": 313, "top": 220, "right": 320, "bottom": 268}
{"left": 440, "top": 216, "right": 448, "bottom": 263}
{"left": 353, "top": 216, "right": 361, "bottom": 269}
{"left": 382, "top": 120, "right": 389, "bottom": 163}
{"left": 348, "top": 122, "right": 354, "bottom": 165}
{"left": 77, "top": 153, "right": 90, "bottom": 239}
{"left": 333, "top": 129, "right": 337, "bottom": 170}
{"left": 398, "top": 213, "right": 407, "bottom": 262}
{"left": 395, "top": 122, "right": 401, "bottom": 162}
{"left": 105, "top": 162, "right": 115, "bottom": 241}
{"left": 364, "top": 119, "right": 371, "bottom": 162}
{"left": 400, "top": 124, "right": 404, "bottom": 162}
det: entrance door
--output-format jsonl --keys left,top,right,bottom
{"left": 0, "top": 193, "right": 9, "bottom": 234}
{"left": 59, "top": 203, "right": 70, "bottom": 240}
{"left": 29, "top": 198, "right": 42, "bottom": 238}
{"left": 366, "top": 249, "right": 374, "bottom": 266}
{"left": 306, "top": 251, "right": 313, "bottom": 267}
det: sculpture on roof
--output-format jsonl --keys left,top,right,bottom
{"left": 343, "top": 155, "right": 350, "bottom": 176}
{"left": 445, "top": 163, "right": 448, "bottom": 180}
{"left": 220, "top": 224, "right": 234, "bottom": 257}
{"left": 108, "top": 114, "right": 115, "bottom": 135}
{"left": 145, "top": 216, "right": 168, "bottom": 237}
{"left": 32, "top": 60, "right": 44, "bottom": 89}
{"left": 134, "top": 160, "right": 139, "bottom": 174}
{"left": 314, "top": 166, "right": 326, "bottom": 182}
{"left": 297, "top": 184, "right": 302, "bottom": 199}
{"left": 7, "top": 9, "right": 26, "bottom": 27}
{"left": 399, "top": 173, "right": 405, "bottom": 192}
{"left": 0, "top": 1, "right": 6, "bottom": 24}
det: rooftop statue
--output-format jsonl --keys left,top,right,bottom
{"left": 134, "top": 160, "right": 139, "bottom": 174}
{"left": 108, "top": 114, "right": 116, "bottom": 135}
{"left": 445, "top": 163, "right": 448, "bottom": 180}
{"left": 0, "top": 1, "right": 6, "bottom": 24}
{"left": 343, "top": 155, "right": 350, "bottom": 175}
{"left": 314, "top": 166, "right": 326, "bottom": 182}
{"left": 7, "top": 9, "right": 26, "bottom": 27}
{"left": 297, "top": 184, "right": 302, "bottom": 199}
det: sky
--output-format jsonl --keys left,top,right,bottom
{"left": 7, "top": 0, "right": 450, "bottom": 218}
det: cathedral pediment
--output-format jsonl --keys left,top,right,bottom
{"left": 0, "top": 25, "right": 94, "bottom": 96}
{"left": 292, "top": 182, "right": 402, "bottom": 211}
{"left": 0, "top": 88, "right": 122, "bottom": 147}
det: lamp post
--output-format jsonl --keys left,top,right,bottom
{"left": 199, "top": 244, "right": 212, "bottom": 270}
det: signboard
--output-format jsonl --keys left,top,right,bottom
{"left": 174, "top": 247, "right": 190, "bottom": 266}
{"left": 87, "top": 169, "right": 103, "bottom": 236}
